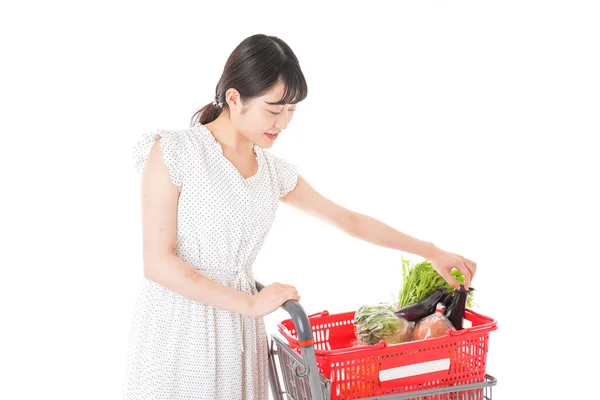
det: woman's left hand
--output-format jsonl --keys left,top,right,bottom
{"left": 428, "top": 246, "right": 477, "bottom": 290}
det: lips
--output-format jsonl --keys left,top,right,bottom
{"left": 264, "top": 132, "right": 279, "bottom": 140}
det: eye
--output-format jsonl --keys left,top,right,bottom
{"left": 268, "top": 107, "right": 296, "bottom": 115}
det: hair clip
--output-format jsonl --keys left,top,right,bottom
{"left": 212, "top": 100, "right": 224, "bottom": 108}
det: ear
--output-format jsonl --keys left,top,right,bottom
{"left": 225, "top": 88, "right": 243, "bottom": 113}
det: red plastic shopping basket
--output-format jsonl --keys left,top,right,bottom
{"left": 277, "top": 308, "right": 497, "bottom": 399}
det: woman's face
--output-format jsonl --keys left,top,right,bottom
{"left": 228, "top": 80, "right": 298, "bottom": 149}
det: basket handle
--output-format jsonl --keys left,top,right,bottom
{"left": 447, "top": 308, "right": 498, "bottom": 336}
{"left": 332, "top": 340, "right": 388, "bottom": 353}
{"left": 307, "top": 310, "right": 330, "bottom": 318}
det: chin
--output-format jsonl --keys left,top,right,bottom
{"left": 257, "top": 136, "right": 274, "bottom": 148}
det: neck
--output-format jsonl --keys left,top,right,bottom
{"left": 204, "top": 112, "right": 254, "bottom": 155}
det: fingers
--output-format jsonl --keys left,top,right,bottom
{"left": 277, "top": 283, "right": 297, "bottom": 292}
{"left": 438, "top": 268, "right": 461, "bottom": 290}
{"left": 290, "top": 286, "right": 301, "bottom": 301}
{"left": 460, "top": 257, "right": 477, "bottom": 289}
{"left": 287, "top": 286, "right": 300, "bottom": 301}
{"left": 455, "top": 259, "right": 472, "bottom": 290}
{"left": 465, "top": 258, "right": 477, "bottom": 280}
{"left": 274, "top": 283, "right": 301, "bottom": 302}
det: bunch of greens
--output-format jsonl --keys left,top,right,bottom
{"left": 354, "top": 304, "right": 413, "bottom": 345}
{"left": 398, "top": 257, "right": 474, "bottom": 309}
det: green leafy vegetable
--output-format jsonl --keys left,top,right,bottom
{"left": 398, "top": 257, "right": 473, "bottom": 309}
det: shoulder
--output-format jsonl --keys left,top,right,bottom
{"left": 132, "top": 126, "right": 201, "bottom": 181}
{"left": 133, "top": 126, "right": 200, "bottom": 158}
{"left": 151, "top": 126, "right": 199, "bottom": 145}
{"left": 261, "top": 148, "right": 297, "bottom": 169}
{"left": 260, "top": 148, "right": 299, "bottom": 197}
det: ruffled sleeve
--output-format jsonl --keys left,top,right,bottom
{"left": 132, "top": 129, "right": 184, "bottom": 189}
{"left": 263, "top": 150, "right": 299, "bottom": 198}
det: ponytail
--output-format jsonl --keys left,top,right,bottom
{"left": 190, "top": 100, "right": 225, "bottom": 127}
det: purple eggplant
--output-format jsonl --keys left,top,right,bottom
{"left": 444, "top": 285, "right": 474, "bottom": 330}
{"left": 442, "top": 291, "right": 454, "bottom": 308}
{"left": 395, "top": 288, "right": 447, "bottom": 322}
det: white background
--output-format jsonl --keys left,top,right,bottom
{"left": 1, "top": 1, "right": 598, "bottom": 399}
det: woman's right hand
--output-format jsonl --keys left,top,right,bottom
{"left": 248, "top": 283, "right": 301, "bottom": 317}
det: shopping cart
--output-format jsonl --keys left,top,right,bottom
{"left": 256, "top": 282, "right": 498, "bottom": 400}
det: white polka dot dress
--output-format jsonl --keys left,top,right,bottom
{"left": 123, "top": 123, "right": 299, "bottom": 400}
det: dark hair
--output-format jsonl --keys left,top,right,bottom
{"left": 190, "top": 34, "right": 308, "bottom": 127}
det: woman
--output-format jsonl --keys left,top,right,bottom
{"left": 124, "top": 33, "right": 477, "bottom": 400}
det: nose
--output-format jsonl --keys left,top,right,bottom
{"left": 274, "top": 109, "right": 291, "bottom": 130}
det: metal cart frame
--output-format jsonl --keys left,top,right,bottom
{"left": 256, "top": 282, "right": 497, "bottom": 400}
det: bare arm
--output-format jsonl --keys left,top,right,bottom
{"left": 282, "top": 176, "right": 477, "bottom": 288}
{"left": 140, "top": 139, "right": 253, "bottom": 315}
{"left": 281, "top": 176, "right": 435, "bottom": 254}
{"left": 343, "top": 212, "right": 439, "bottom": 259}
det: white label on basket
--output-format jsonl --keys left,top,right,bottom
{"left": 379, "top": 358, "right": 450, "bottom": 382}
